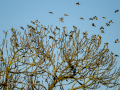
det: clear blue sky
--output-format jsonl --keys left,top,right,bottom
{"left": 0, "top": 0, "right": 120, "bottom": 90}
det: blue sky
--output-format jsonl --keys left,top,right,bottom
{"left": 0, "top": 0, "right": 120, "bottom": 90}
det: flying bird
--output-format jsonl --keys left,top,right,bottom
{"left": 93, "top": 16, "right": 98, "bottom": 20}
{"left": 100, "top": 26, "right": 104, "bottom": 30}
{"left": 92, "top": 23, "right": 96, "bottom": 27}
{"left": 115, "top": 39, "right": 119, "bottom": 43}
{"left": 109, "top": 20, "right": 113, "bottom": 23}
{"left": 20, "top": 27, "right": 24, "bottom": 30}
{"left": 49, "top": 12, "right": 53, "bottom": 14}
{"left": 101, "top": 30, "right": 104, "bottom": 33}
{"left": 35, "top": 20, "right": 40, "bottom": 23}
{"left": 64, "top": 14, "right": 68, "bottom": 16}
{"left": 80, "top": 18, "right": 84, "bottom": 20}
{"left": 102, "top": 17, "right": 106, "bottom": 19}
{"left": 31, "top": 21, "right": 35, "bottom": 24}
{"left": 59, "top": 17, "right": 64, "bottom": 23}
{"left": 76, "top": 2, "right": 80, "bottom": 5}
{"left": 106, "top": 23, "right": 110, "bottom": 26}
{"left": 89, "top": 18, "right": 93, "bottom": 20}
{"left": 115, "top": 9, "right": 119, "bottom": 13}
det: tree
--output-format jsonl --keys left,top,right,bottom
{"left": 0, "top": 23, "right": 120, "bottom": 90}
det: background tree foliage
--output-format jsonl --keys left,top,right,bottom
{"left": 0, "top": 21, "right": 120, "bottom": 90}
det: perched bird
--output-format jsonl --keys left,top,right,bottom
{"left": 102, "top": 17, "right": 106, "bottom": 19}
{"left": 73, "top": 26, "right": 77, "bottom": 29}
{"left": 56, "top": 26, "right": 60, "bottom": 30}
{"left": 115, "top": 9, "right": 119, "bottom": 13}
{"left": 49, "top": 12, "right": 53, "bottom": 14}
{"left": 28, "top": 33, "right": 31, "bottom": 36}
{"left": 49, "top": 36, "right": 53, "bottom": 39}
{"left": 52, "top": 31, "right": 56, "bottom": 35}
{"left": 106, "top": 23, "right": 110, "bottom": 26}
{"left": 109, "top": 20, "right": 113, "bottom": 23}
{"left": 92, "top": 23, "right": 96, "bottom": 27}
{"left": 96, "top": 35, "right": 101, "bottom": 40}
{"left": 36, "top": 24, "right": 39, "bottom": 27}
{"left": 89, "top": 18, "right": 93, "bottom": 20}
{"left": 35, "top": 20, "right": 40, "bottom": 23}
{"left": 20, "top": 27, "right": 24, "bottom": 30}
{"left": 31, "top": 21, "right": 35, "bottom": 24}
{"left": 93, "top": 16, "right": 98, "bottom": 20}
{"left": 80, "top": 18, "right": 84, "bottom": 20}
{"left": 70, "top": 31, "right": 74, "bottom": 34}
{"left": 58, "top": 38, "right": 61, "bottom": 41}
{"left": 115, "top": 39, "right": 119, "bottom": 43}
{"left": 64, "top": 14, "right": 68, "bottom": 16}
{"left": 44, "top": 28, "right": 47, "bottom": 30}
{"left": 65, "top": 34, "right": 68, "bottom": 36}
{"left": 27, "top": 25, "right": 32, "bottom": 28}
{"left": 82, "top": 31, "right": 88, "bottom": 36}
{"left": 11, "top": 27, "right": 15, "bottom": 31}
{"left": 41, "top": 25, "right": 43, "bottom": 28}
{"left": 69, "top": 35, "right": 73, "bottom": 38}
{"left": 76, "top": 2, "right": 80, "bottom": 5}
{"left": 62, "top": 26, "right": 66, "bottom": 28}
{"left": 100, "top": 26, "right": 104, "bottom": 30}
{"left": 115, "top": 54, "right": 119, "bottom": 57}
{"left": 101, "top": 30, "right": 104, "bottom": 33}
{"left": 104, "top": 43, "right": 108, "bottom": 46}
{"left": 92, "top": 35, "right": 96, "bottom": 40}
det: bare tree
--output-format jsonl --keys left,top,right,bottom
{"left": 0, "top": 23, "right": 120, "bottom": 90}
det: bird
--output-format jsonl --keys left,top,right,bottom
{"left": 70, "top": 31, "right": 74, "bottom": 34}
{"left": 41, "top": 25, "right": 43, "bottom": 28}
{"left": 36, "top": 24, "right": 39, "bottom": 27}
{"left": 82, "top": 31, "right": 88, "bottom": 36}
{"left": 59, "top": 17, "right": 64, "bottom": 23}
{"left": 64, "top": 14, "right": 68, "bottom": 16}
{"left": 89, "top": 18, "right": 93, "bottom": 20}
{"left": 101, "top": 30, "right": 104, "bottom": 33}
{"left": 28, "top": 33, "right": 31, "bottom": 36}
{"left": 56, "top": 26, "right": 60, "bottom": 30}
{"left": 102, "top": 17, "right": 106, "bottom": 19}
{"left": 76, "top": 2, "right": 80, "bottom": 5}
{"left": 49, "top": 36, "right": 53, "bottom": 39}
{"left": 11, "top": 28, "right": 15, "bottom": 31}
{"left": 20, "top": 27, "right": 24, "bottom": 30}
{"left": 104, "top": 43, "right": 108, "bottom": 46}
{"left": 115, "top": 39, "right": 119, "bottom": 43}
{"left": 31, "top": 21, "right": 35, "bottom": 24}
{"left": 44, "top": 28, "right": 47, "bottom": 30}
{"left": 80, "top": 18, "right": 84, "bottom": 20}
{"left": 100, "top": 26, "right": 104, "bottom": 30}
{"left": 49, "top": 12, "right": 53, "bottom": 14}
{"left": 35, "top": 20, "right": 40, "bottom": 23}
{"left": 27, "top": 25, "right": 32, "bottom": 28}
{"left": 115, "top": 9, "right": 119, "bottom": 13}
{"left": 92, "top": 23, "right": 96, "bottom": 27}
{"left": 62, "top": 26, "right": 66, "bottom": 28}
{"left": 73, "top": 26, "right": 77, "bottom": 29}
{"left": 96, "top": 35, "right": 101, "bottom": 40}
{"left": 109, "top": 20, "right": 113, "bottom": 23}
{"left": 93, "top": 16, "right": 98, "bottom": 20}
{"left": 106, "top": 23, "right": 110, "bottom": 26}
{"left": 58, "top": 38, "right": 61, "bottom": 41}
{"left": 115, "top": 54, "right": 119, "bottom": 57}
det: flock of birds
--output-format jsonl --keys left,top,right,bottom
{"left": 15, "top": 2, "right": 119, "bottom": 56}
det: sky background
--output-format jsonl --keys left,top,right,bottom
{"left": 0, "top": 0, "right": 120, "bottom": 90}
